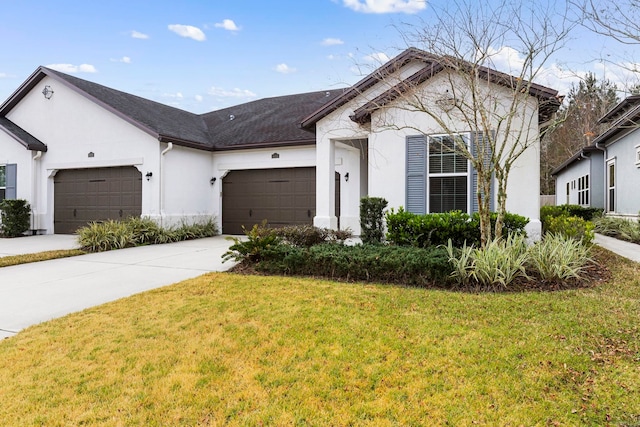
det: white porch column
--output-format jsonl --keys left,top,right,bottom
{"left": 314, "top": 137, "right": 337, "bottom": 229}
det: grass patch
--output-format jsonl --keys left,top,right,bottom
{"left": 0, "top": 249, "right": 638, "bottom": 425}
{"left": 0, "top": 249, "right": 85, "bottom": 268}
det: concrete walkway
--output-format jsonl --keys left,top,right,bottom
{"left": 594, "top": 233, "right": 640, "bottom": 263}
{"left": 0, "top": 235, "right": 236, "bottom": 339}
{"left": 0, "top": 234, "right": 80, "bottom": 256}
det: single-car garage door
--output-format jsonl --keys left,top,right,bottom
{"left": 54, "top": 166, "right": 142, "bottom": 234}
{"left": 223, "top": 167, "right": 330, "bottom": 235}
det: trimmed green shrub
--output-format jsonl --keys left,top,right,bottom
{"left": 254, "top": 243, "right": 454, "bottom": 287}
{"left": 546, "top": 215, "right": 594, "bottom": 244}
{"left": 222, "top": 222, "right": 281, "bottom": 263}
{"left": 360, "top": 197, "right": 388, "bottom": 244}
{"left": 385, "top": 208, "right": 528, "bottom": 248}
{"left": 78, "top": 216, "right": 218, "bottom": 252}
{"left": 527, "top": 233, "right": 593, "bottom": 281}
{"left": 0, "top": 199, "right": 31, "bottom": 237}
{"left": 540, "top": 205, "right": 603, "bottom": 233}
{"left": 272, "top": 224, "right": 353, "bottom": 248}
{"left": 446, "top": 235, "right": 529, "bottom": 290}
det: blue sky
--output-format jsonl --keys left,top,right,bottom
{"left": 0, "top": 0, "right": 636, "bottom": 113}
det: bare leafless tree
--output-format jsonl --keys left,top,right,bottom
{"left": 366, "top": 0, "right": 572, "bottom": 245}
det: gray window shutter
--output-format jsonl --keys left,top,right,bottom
{"left": 470, "top": 132, "right": 494, "bottom": 213}
{"left": 5, "top": 164, "right": 17, "bottom": 200}
{"left": 406, "top": 135, "right": 427, "bottom": 214}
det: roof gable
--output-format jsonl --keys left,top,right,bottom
{"left": 0, "top": 67, "right": 212, "bottom": 150}
{"left": 301, "top": 48, "right": 562, "bottom": 128}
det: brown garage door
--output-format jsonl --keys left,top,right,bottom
{"left": 223, "top": 167, "right": 331, "bottom": 235}
{"left": 54, "top": 166, "right": 142, "bottom": 234}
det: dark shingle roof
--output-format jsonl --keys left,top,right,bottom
{"left": 202, "top": 90, "right": 342, "bottom": 150}
{"left": 0, "top": 67, "right": 345, "bottom": 152}
{"left": 43, "top": 68, "right": 212, "bottom": 148}
{"left": 0, "top": 117, "right": 47, "bottom": 151}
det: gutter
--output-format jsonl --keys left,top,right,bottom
{"left": 31, "top": 151, "right": 43, "bottom": 232}
{"left": 159, "top": 142, "right": 173, "bottom": 226}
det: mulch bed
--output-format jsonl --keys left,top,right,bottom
{"left": 227, "top": 247, "right": 613, "bottom": 293}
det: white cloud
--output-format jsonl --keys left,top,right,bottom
{"left": 322, "top": 38, "right": 344, "bottom": 46}
{"left": 341, "top": 0, "right": 426, "bottom": 14}
{"left": 593, "top": 61, "right": 640, "bottom": 94}
{"left": 130, "top": 30, "right": 149, "bottom": 39}
{"left": 46, "top": 63, "right": 97, "bottom": 73}
{"left": 168, "top": 24, "right": 206, "bottom": 41}
{"left": 195, "top": 94, "right": 204, "bottom": 102}
{"left": 214, "top": 19, "right": 240, "bottom": 31}
{"left": 364, "top": 52, "right": 390, "bottom": 63}
{"left": 0, "top": 73, "right": 10, "bottom": 78}
{"left": 208, "top": 86, "right": 257, "bottom": 98}
{"left": 275, "top": 63, "right": 297, "bottom": 74}
{"left": 162, "top": 92, "right": 184, "bottom": 99}
{"left": 110, "top": 56, "right": 132, "bottom": 64}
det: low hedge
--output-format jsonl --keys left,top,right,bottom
{"left": 78, "top": 217, "right": 218, "bottom": 252}
{"left": 253, "top": 243, "right": 454, "bottom": 287}
{"left": 540, "top": 205, "right": 599, "bottom": 244}
{"left": 540, "top": 205, "right": 603, "bottom": 227}
{"left": 385, "top": 208, "right": 529, "bottom": 248}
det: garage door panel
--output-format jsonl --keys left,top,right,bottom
{"left": 54, "top": 166, "right": 142, "bottom": 234}
{"left": 222, "top": 167, "right": 318, "bottom": 235}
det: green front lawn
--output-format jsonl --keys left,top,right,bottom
{"left": 0, "top": 249, "right": 85, "bottom": 268}
{"left": 0, "top": 248, "right": 638, "bottom": 425}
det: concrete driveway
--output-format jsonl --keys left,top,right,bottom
{"left": 0, "top": 235, "right": 236, "bottom": 339}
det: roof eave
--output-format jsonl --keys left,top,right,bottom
{"left": 211, "top": 139, "right": 316, "bottom": 151}
{"left": 550, "top": 146, "right": 601, "bottom": 176}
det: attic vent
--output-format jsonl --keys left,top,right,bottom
{"left": 325, "top": 91, "right": 330, "bottom": 97}
{"left": 229, "top": 114, "right": 235, "bottom": 121}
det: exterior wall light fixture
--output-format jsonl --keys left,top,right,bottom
{"left": 145, "top": 172, "right": 153, "bottom": 181}
{"left": 344, "top": 172, "right": 349, "bottom": 182}
{"left": 42, "top": 85, "right": 54, "bottom": 99}
{"left": 210, "top": 177, "right": 217, "bottom": 185}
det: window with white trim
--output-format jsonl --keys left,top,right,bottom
{"left": 428, "top": 134, "right": 469, "bottom": 213}
{"left": 635, "top": 144, "right": 640, "bottom": 167}
{"left": 0, "top": 165, "right": 5, "bottom": 202}
{"left": 607, "top": 159, "right": 616, "bottom": 212}
{"left": 577, "top": 174, "right": 589, "bottom": 206}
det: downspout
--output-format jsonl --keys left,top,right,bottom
{"left": 159, "top": 142, "right": 173, "bottom": 227}
{"left": 31, "top": 151, "right": 43, "bottom": 233}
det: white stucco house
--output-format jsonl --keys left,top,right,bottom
{"left": 0, "top": 48, "right": 560, "bottom": 236}
{"left": 552, "top": 95, "right": 640, "bottom": 217}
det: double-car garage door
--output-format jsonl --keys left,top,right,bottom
{"left": 53, "top": 166, "right": 334, "bottom": 235}
{"left": 222, "top": 167, "right": 339, "bottom": 235}
{"left": 54, "top": 166, "right": 142, "bottom": 234}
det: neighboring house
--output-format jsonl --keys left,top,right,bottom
{"left": 0, "top": 48, "right": 560, "bottom": 237}
{"left": 551, "top": 145, "right": 605, "bottom": 208}
{"left": 552, "top": 95, "right": 640, "bottom": 218}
